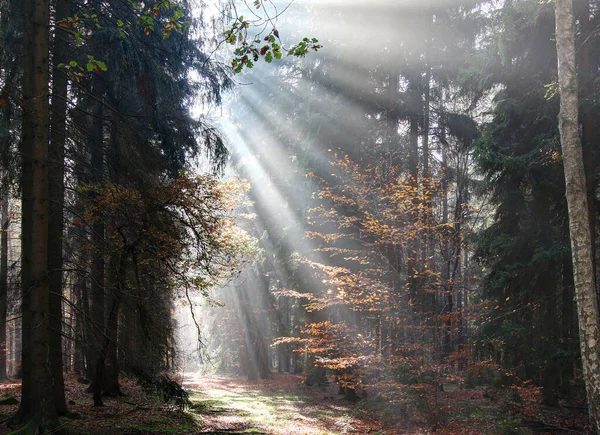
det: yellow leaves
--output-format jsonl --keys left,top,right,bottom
{"left": 272, "top": 289, "right": 315, "bottom": 300}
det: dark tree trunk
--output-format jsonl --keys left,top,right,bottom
{"left": 16, "top": 0, "right": 59, "bottom": 428}
{"left": 81, "top": 276, "right": 94, "bottom": 381}
{"left": 73, "top": 289, "right": 86, "bottom": 376}
{"left": 102, "top": 256, "right": 122, "bottom": 396}
{"left": 93, "top": 294, "right": 123, "bottom": 406}
{"left": 48, "top": 0, "right": 69, "bottom": 415}
{"left": 87, "top": 74, "right": 106, "bottom": 394}
{"left": 93, "top": 251, "right": 126, "bottom": 406}
{"left": 0, "top": 196, "right": 8, "bottom": 381}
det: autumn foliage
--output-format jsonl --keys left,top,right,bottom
{"left": 271, "top": 151, "right": 483, "bottom": 419}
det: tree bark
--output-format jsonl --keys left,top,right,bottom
{"left": 102, "top": 255, "right": 122, "bottom": 396}
{"left": 0, "top": 196, "right": 8, "bottom": 381}
{"left": 87, "top": 74, "right": 106, "bottom": 391}
{"left": 48, "top": 0, "right": 69, "bottom": 415}
{"left": 16, "top": 0, "right": 59, "bottom": 429}
{"left": 555, "top": 0, "right": 600, "bottom": 431}
{"left": 579, "top": 0, "right": 598, "bottom": 303}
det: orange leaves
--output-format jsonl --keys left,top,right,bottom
{"left": 75, "top": 174, "right": 254, "bottom": 294}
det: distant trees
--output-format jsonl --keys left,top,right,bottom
{"left": 0, "top": 0, "right": 248, "bottom": 430}
{"left": 207, "top": 0, "right": 486, "bottom": 405}
{"left": 6, "top": 0, "right": 600, "bottom": 431}
{"left": 473, "top": 1, "right": 574, "bottom": 405}
{"left": 201, "top": 0, "right": 600, "bottom": 429}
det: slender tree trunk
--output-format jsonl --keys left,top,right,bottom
{"left": 14, "top": 318, "right": 21, "bottom": 378}
{"left": 81, "top": 275, "right": 94, "bottom": 380}
{"left": 561, "top": 247, "right": 575, "bottom": 394}
{"left": 407, "top": 73, "right": 420, "bottom": 339}
{"left": 102, "top": 254, "right": 122, "bottom": 396}
{"left": 93, "top": 293, "right": 122, "bottom": 406}
{"left": 87, "top": 74, "right": 106, "bottom": 394}
{"left": 0, "top": 3, "right": 15, "bottom": 381}
{"left": 16, "top": 0, "right": 59, "bottom": 428}
{"left": 73, "top": 280, "right": 86, "bottom": 376}
{"left": 440, "top": 139, "right": 452, "bottom": 354}
{"left": 0, "top": 196, "right": 8, "bottom": 381}
{"left": 579, "top": 0, "right": 598, "bottom": 302}
{"left": 48, "top": 0, "right": 69, "bottom": 415}
{"left": 555, "top": 1, "right": 600, "bottom": 431}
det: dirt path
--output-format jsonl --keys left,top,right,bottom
{"left": 184, "top": 374, "right": 379, "bottom": 435}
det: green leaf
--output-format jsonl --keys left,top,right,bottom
{"left": 274, "top": 50, "right": 282, "bottom": 60}
{"left": 69, "top": 60, "right": 78, "bottom": 67}
{"left": 86, "top": 62, "right": 94, "bottom": 72}
{"left": 265, "top": 51, "right": 273, "bottom": 63}
{"left": 96, "top": 61, "right": 107, "bottom": 71}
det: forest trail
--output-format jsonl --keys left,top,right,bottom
{"left": 184, "top": 374, "right": 379, "bottom": 435}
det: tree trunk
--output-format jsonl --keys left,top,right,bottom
{"left": 579, "top": 0, "right": 598, "bottom": 303}
{"left": 48, "top": 0, "right": 69, "bottom": 415}
{"left": 102, "top": 255, "right": 122, "bottom": 396}
{"left": 87, "top": 74, "right": 106, "bottom": 393}
{"left": 407, "top": 73, "right": 420, "bottom": 339}
{"left": 93, "top": 293, "right": 122, "bottom": 406}
{"left": 0, "top": 196, "right": 8, "bottom": 381}
{"left": 555, "top": 1, "right": 600, "bottom": 431}
{"left": 16, "top": 0, "right": 59, "bottom": 429}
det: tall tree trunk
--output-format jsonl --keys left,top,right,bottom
{"left": 579, "top": 0, "right": 598, "bottom": 302}
{"left": 93, "top": 292, "right": 122, "bottom": 406}
{"left": 0, "top": 0, "right": 16, "bottom": 382}
{"left": 48, "top": 0, "right": 69, "bottom": 415}
{"left": 0, "top": 196, "right": 8, "bottom": 381}
{"left": 87, "top": 74, "right": 106, "bottom": 394}
{"left": 16, "top": 0, "right": 59, "bottom": 428}
{"left": 440, "top": 137, "right": 452, "bottom": 355}
{"left": 73, "top": 279, "right": 86, "bottom": 376}
{"left": 407, "top": 73, "right": 420, "bottom": 340}
{"left": 102, "top": 254, "right": 122, "bottom": 396}
{"left": 555, "top": 1, "right": 600, "bottom": 430}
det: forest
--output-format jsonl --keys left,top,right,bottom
{"left": 1, "top": 0, "right": 600, "bottom": 434}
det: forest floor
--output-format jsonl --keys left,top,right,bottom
{"left": 0, "top": 374, "right": 591, "bottom": 434}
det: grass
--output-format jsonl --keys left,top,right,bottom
{"left": 187, "top": 384, "right": 347, "bottom": 435}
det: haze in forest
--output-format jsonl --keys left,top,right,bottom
{"left": 2, "top": 0, "right": 600, "bottom": 433}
